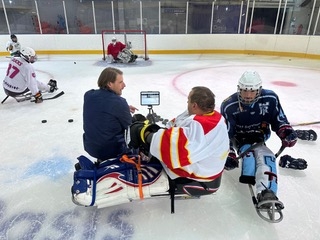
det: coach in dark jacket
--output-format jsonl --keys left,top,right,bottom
{"left": 83, "top": 67, "right": 137, "bottom": 161}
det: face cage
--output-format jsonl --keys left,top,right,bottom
{"left": 237, "top": 86, "right": 261, "bottom": 105}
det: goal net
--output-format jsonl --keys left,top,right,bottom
{"left": 102, "top": 29, "right": 149, "bottom": 61}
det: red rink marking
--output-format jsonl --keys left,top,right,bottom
{"left": 271, "top": 81, "right": 297, "bottom": 87}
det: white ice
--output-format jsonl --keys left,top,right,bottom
{"left": 0, "top": 54, "right": 320, "bottom": 240}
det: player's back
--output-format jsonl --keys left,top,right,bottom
{"left": 3, "top": 57, "right": 31, "bottom": 93}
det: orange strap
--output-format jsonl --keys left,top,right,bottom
{"left": 121, "top": 155, "right": 144, "bottom": 199}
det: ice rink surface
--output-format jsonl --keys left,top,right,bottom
{"left": 0, "top": 54, "right": 320, "bottom": 240}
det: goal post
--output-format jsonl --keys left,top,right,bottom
{"left": 102, "top": 29, "right": 149, "bottom": 61}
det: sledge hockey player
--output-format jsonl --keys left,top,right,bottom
{"left": 72, "top": 86, "right": 229, "bottom": 212}
{"left": 6, "top": 34, "right": 21, "bottom": 57}
{"left": 220, "top": 71, "right": 308, "bottom": 218}
{"left": 107, "top": 37, "right": 137, "bottom": 63}
{"left": 3, "top": 47, "right": 58, "bottom": 103}
{"left": 126, "top": 86, "right": 230, "bottom": 199}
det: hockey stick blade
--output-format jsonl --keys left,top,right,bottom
{"left": 31, "top": 91, "right": 64, "bottom": 102}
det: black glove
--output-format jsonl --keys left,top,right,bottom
{"left": 277, "top": 125, "right": 297, "bottom": 147}
{"left": 125, "top": 121, "right": 160, "bottom": 149}
{"left": 279, "top": 155, "right": 307, "bottom": 170}
{"left": 224, "top": 147, "right": 239, "bottom": 170}
{"left": 34, "top": 92, "right": 43, "bottom": 103}
{"left": 132, "top": 113, "right": 147, "bottom": 123}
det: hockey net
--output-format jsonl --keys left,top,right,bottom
{"left": 102, "top": 29, "right": 149, "bottom": 61}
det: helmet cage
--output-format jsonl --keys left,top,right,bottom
{"left": 237, "top": 71, "right": 262, "bottom": 105}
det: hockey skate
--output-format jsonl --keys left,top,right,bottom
{"left": 48, "top": 79, "right": 58, "bottom": 93}
{"left": 295, "top": 129, "right": 317, "bottom": 141}
{"left": 255, "top": 189, "right": 284, "bottom": 223}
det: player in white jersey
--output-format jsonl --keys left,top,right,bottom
{"left": 3, "top": 47, "right": 58, "bottom": 103}
{"left": 6, "top": 34, "right": 21, "bottom": 57}
{"left": 127, "top": 86, "right": 229, "bottom": 193}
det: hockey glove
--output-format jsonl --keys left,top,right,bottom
{"left": 34, "top": 92, "right": 43, "bottom": 103}
{"left": 132, "top": 113, "right": 147, "bottom": 123}
{"left": 279, "top": 155, "right": 307, "bottom": 170}
{"left": 125, "top": 121, "right": 161, "bottom": 149}
{"left": 224, "top": 147, "right": 239, "bottom": 171}
{"left": 295, "top": 129, "right": 317, "bottom": 141}
{"left": 277, "top": 125, "right": 297, "bottom": 147}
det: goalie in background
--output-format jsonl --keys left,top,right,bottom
{"left": 107, "top": 37, "right": 138, "bottom": 63}
{"left": 6, "top": 34, "right": 21, "bottom": 57}
{"left": 3, "top": 47, "right": 58, "bottom": 103}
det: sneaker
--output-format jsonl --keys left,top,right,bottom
{"left": 257, "top": 189, "right": 279, "bottom": 209}
{"left": 48, "top": 79, "right": 58, "bottom": 93}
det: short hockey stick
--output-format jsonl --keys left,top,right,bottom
{"left": 275, "top": 145, "right": 286, "bottom": 158}
{"left": 1, "top": 95, "right": 9, "bottom": 104}
{"left": 235, "top": 142, "right": 264, "bottom": 160}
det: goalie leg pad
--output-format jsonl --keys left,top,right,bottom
{"left": 72, "top": 155, "right": 169, "bottom": 208}
{"left": 95, "top": 169, "right": 169, "bottom": 208}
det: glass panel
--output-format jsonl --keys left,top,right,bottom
{"left": 188, "top": 2, "right": 212, "bottom": 34}
{"left": 3, "top": 0, "right": 37, "bottom": 34}
{"left": 121, "top": 1, "right": 141, "bottom": 30}
{"left": 0, "top": 2, "right": 9, "bottom": 34}
{"left": 284, "top": 4, "right": 314, "bottom": 35}
{"left": 64, "top": 1, "right": 94, "bottom": 34}
{"left": 313, "top": 6, "right": 320, "bottom": 35}
{"left": 246, "top": 7, "right": 281, "bottom": 34}
{"left": 0, "top": 0, "right": 318, "bottom": 36}
{"left": 160, "top": 2, "right": 186, "bottom": 34}
{"left": 37, "top": 0, "right": 65, "bottom": 34}
{"left": 94, "top": 1, "right": 113, "bottom": 33}
{"left": 212, "top": 2, "right": 244, "bottom": 34}
{"left": 141, "top": 1, "right": 159, "bottom": 34}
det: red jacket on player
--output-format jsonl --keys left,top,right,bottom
{"left": 107, "top": 41, "right": 126, "bottom": 59}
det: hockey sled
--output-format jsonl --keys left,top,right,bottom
{"left": 248, "top": 185, "right": 284, "bottom": 223}
{"left": 71, "top": 154, "right": 222, "bottom": 213}
{"left": 1, "top": 91, "right": 64, "bottom": 104}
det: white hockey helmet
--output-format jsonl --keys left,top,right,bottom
{"left": 20, "top": 47, "right": 37, "bottom": 63}
{"left": 237, "top": 71, "right": 262, "bottom": 104}
{"left": 112, "top": 37, "right": 117, "bottom": 42}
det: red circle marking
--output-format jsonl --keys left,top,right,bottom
{"left": 271, "top": 81, "right": 297, "bottom": 87}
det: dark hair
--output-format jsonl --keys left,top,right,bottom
{"left": 97, "top": 67, "right": 123, "bottom": 89}
{"left": 10, "top": 34, "right": 17, "bottom": 39}
{"left": 190, "top": 86, "right": 215, "bottom": 112}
